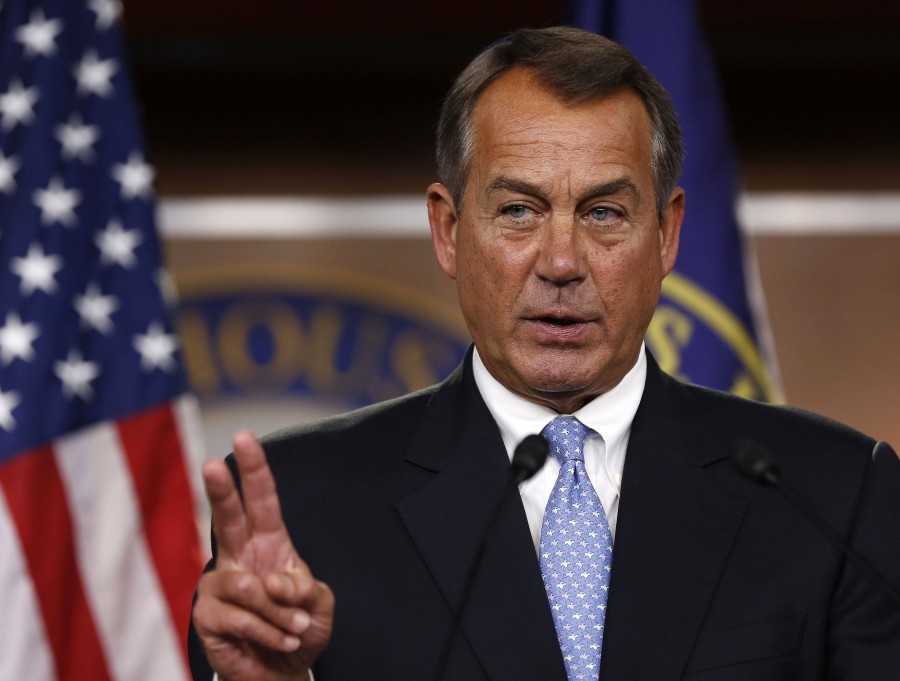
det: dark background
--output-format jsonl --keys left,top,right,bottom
{"left": 122, "top": 0, "right": 900, "bottom": 197}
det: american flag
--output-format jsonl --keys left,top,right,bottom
{"left": 0, "top": 2, "right": 206, "bottom": 680}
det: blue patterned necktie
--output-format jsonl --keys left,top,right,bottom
{"left": 539, "top": 415, "right": 613, "bottom": 681}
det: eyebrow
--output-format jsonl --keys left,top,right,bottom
{"left": 485, "top": 176, "right": 641, "bottom": 202}
{"left": 486, "top": 177, "right": 543, "bottom": 197}
{"left": 579, "top": 178, "right": 641, "bottom": 202}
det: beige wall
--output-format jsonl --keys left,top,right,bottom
{"left": 755, "top": 235, "right": 900, "bottom": 445}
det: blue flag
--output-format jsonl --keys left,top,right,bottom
{"left": 571, "top": 0, "right": 780, "bottom": 401}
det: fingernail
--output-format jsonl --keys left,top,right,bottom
{"left": 293, "top": 611, "right": 311, "bottom": 633}
{"left": 283, "top": 635, "right": 301, "bottom": 651}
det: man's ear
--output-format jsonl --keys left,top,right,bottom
{"left": 659, "top": 187, "right": 684, "bottom": 277}
{"left": 427, "top": 182, "right": 459, "bottom": 280}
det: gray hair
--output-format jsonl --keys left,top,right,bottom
{"left": 435, "top": 26, "right": 683, "bottom": 221}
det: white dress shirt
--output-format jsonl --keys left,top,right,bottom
{"left": 472, "top": 345, "right": 646, "bottom": 551}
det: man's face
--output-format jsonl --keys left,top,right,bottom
{"left": 428, "top": 67, "right": 683, "bottom": 413}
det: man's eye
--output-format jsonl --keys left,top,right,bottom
{"left": 590, "top": 207, "right": 614, "bottom": 221}
{"left": 504, "top": 205, "right": 529, "bottom": 219}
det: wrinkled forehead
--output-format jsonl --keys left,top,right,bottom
{"left": 469, "top": 67, "right": 652, "bottom": 153}
{"left": 467, "top": 69, "right": 654, "bottom": 180}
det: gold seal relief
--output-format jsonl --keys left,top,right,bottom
{"left": 173, "top": 264, "right": 470, "bottom": 399}
{"left": 648, "top": 272, "right": 782, "bottom": 403}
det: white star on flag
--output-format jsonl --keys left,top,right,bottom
{"left": 95, "top": 218, "right": 142, "bottom": 267}
{"left": 74, "top": 283, "right": 119, "bottom": 334}
{"left": 112, "top": 152, "right": 154, "bottom": 199}
{"left": 0, "top": 79, "right": 40, "bottom": 131}
{"left": 0, "top": 385, "right": 22, "bottom": 432}
{"left": 0, "top": 312, "right": 41, "bottom": 365}
{"left": 88, "top": 0, "right": 123, "bottom": 30}
{"left": 73, "top": 50, "right": 118, "bottom": 97}
{"left": 15, "top": 9, "right": 63, "bottom": 58}
{"left": 133, "top": 321, "right": 179, "bottom": 372}
{"left": 33, "top": 176, "right": 82, "bottom": 226}
{"left": 54, "top": 349, "right": 102, "bottom": 400}
{"left": 0, "top": 152, "right": 20, "bottom": 194}
{"left": 10, "top": 242, "right": 64, "bottom": 295}
{"left": 56, "top": 114, "right": 101, "bottom": 161}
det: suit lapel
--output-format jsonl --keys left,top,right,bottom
{"left": 396, "top": 355, "right": 566, "bottom": 681}
{"left": 395, "top": 351, "right": 748, "bottom": 680}
{"left": 599, "top": 356, "right": 748, "bottom": 680}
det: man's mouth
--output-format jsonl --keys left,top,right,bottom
{"left": 532, "top": 314, "right": 590, "bottom": 326}
{"left": 537, "top": 316, "right": 581, "bottom": 326}
{"left": 525, "top": 314, "right": 596, "bottom": 342}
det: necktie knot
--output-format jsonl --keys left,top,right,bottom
{"left": 541, "top": 415, "right": 594, "bottom": 464}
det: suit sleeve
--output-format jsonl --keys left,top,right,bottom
{"left": 187, "top": 558, "right": 216, "bottom": 681}
{"left": 827, "top": 441, "right": 900, "bottom": 678}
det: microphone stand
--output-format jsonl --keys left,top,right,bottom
{"left": 432, "top": 435, "right": 549, "bottom": 681}
{"left": 732, "top": 439, "right": 900, "bottom": 610}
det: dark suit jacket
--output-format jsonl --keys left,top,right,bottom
{"left": 189, "top": 349, "right": 900, "bottom": 680}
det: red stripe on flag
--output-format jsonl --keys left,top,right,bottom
{"left": 117, "top": 402, "right": 204, "bottom": 663}
{"left": 0, "top": 446, "right": 114, "bottom": 681}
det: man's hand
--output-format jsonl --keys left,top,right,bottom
{"left": 192, "top": 430, "right": 334, "bottom": 681}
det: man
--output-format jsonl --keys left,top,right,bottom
{"left": 189, "top": 27, "right": 900, "bottom": 681}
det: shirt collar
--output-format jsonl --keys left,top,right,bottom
{"left": 473, "top": 344, "right": 647, "bottom": 461}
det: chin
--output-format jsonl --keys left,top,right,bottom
{"left": 522, "top": 349, "right": 623, "bottom": 393}
{"left": 520, "top": 367, "right": 596, "bottom": 397}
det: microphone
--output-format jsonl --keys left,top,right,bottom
{"left": 510, "top": 433, "right": 551, "bottom": 483}
{"left": 433, "top": 434, "right": 549, "bottom": 681}
{"left": 731, "top": 439, "right": 900, "bottom": 610}
{"left": 731, "top": 438, "right": 779, "bottom": 485}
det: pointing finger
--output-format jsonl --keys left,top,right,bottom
{"left": 232, "top": 429, "right": 289, "bottom": 538}
{"left": 203, "top": 457, "right": 248, "bottom": 561}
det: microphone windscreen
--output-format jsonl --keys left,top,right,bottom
{"left": 511, "top": 434, "right": 549, "bottom": 480}
{"left": 731, "top": 439, "right": 779, "bottom": 484}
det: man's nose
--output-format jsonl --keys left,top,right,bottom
{"left": 533, "top": 217, "right": 587, "bottom": 286}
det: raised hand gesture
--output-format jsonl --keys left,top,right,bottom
{"left": 192, "top": 430, "right": 334, "bottom": 681}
